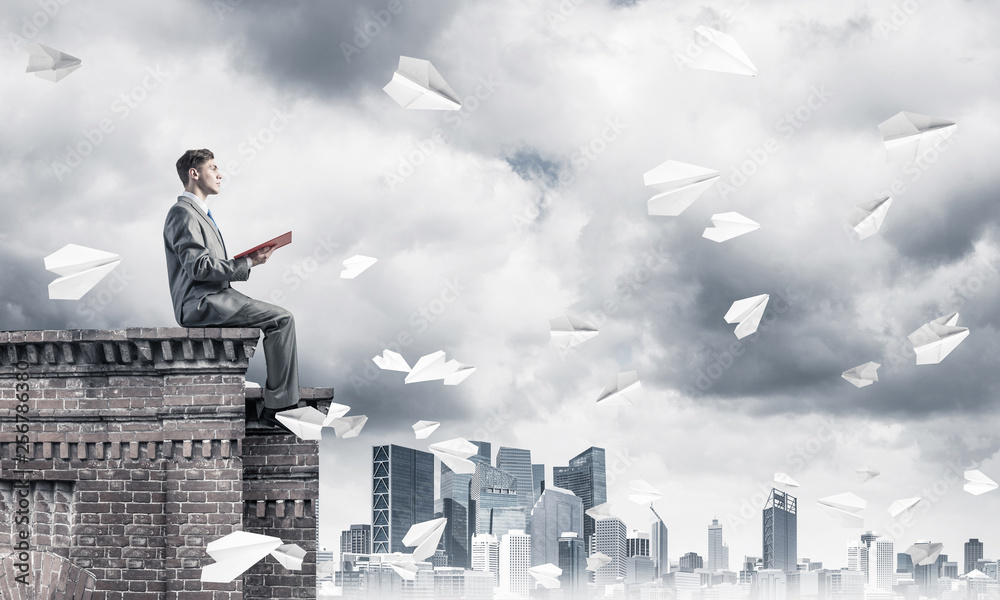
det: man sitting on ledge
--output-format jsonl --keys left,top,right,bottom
{"left": 163, "top": 148, "right": 297, "bottom": 428}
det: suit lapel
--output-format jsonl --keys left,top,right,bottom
{"left": 177, "top": 196, "right": 228, "bottom": 257}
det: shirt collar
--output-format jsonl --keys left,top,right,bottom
{"left": 180, "top": 191, "right": 209, "bottom": 215}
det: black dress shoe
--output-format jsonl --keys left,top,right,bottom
{"left": 260, "top": 407, "right": 295, "bottom": 435}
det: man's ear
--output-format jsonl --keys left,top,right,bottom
{"left": 189, "top": 167, "right": 199, "bottom": 181}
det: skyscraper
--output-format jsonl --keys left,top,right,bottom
{"left": 708, "top": 518, "right": 729, "bottom": 571}
{"left": 966, "top": 539, "right": 984, "bottom": 575}
{"left": 497, "top": 447, "right": 534, "bottom": 511}
{"left": 594, "top": 516, "right": 627, "bottom": 585}
{"left": 628, "top": 530, "right": 650, "bottom": 557}
{"left": 340, "top": 524, "right": 372, "bottom": 554}
{"left": 869, "top": 536, "right": 894, "bottom": 592}
{"left": 847, "top": 540, "right": 868, "bottom": 581}
{"left": 650, "top": 506, "right": 669, "bottom": 579}
{"left": 471, "top": 533, "right": 499, "bottom": 585}
{"left": 762, "top": 488, "right": 797, "bottom": 573}
{"left": 470, "top": 462, "right": 522, "bottom": 541}
{"left": 438, "top": 440, "right": 491, "bottom": 568}
{"left": 371, "top": 444, "right": 434, "bottom": 553}
{"left": 532, "top": 464, "right": 545, "bottom": 504}
{"left": 530, "top": 486, "right": 584, "bottom": 567}
{"left": 553, "top": 447, "right": 606, "bottom": 546}
{"left": 558, "top": 532, "right": 587, "bottom": 596}
{"left": 679, "top": 552, "right": 704, "bottom": 572}
{"left": 499, "top": 530, "right": 532, "bottom": 598}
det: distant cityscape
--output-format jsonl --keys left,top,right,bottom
{"left": 316, "top": 443, "right": 1000, "bottom": 600}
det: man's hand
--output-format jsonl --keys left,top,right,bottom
{"left": 249, "top": 246, "right": 275, "bottom": 267}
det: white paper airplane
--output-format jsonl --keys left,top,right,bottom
{"left": 404, "top": 351, "right": 475, "bottom": 385}
{"left": 703, "top": 212, "right": 760, "bottom": 242}
{"left": 586, "top": 552, "right": 612, "bottom": 571}
{"left": 442, "top": 361, "right": 476, "bottom": 385}
{"left": 773, "top": 473, "right": 799, "bottom": 488}
{"left": 201, "top": 531, "right": 283, "bottom": 583}
{"left": 585, "top": 502, "right": 614, "bottom": 520}
{"left": 595, "top": 371, "right": 643, "bottom": 406}
{"left": 878, "top": 111, "right": 957, "bottom": 163}
{"left": 321, "top": 403, "right": 352, "bottom": 427}
{"left": 390, "top": 561, "right": 420, "bottom": 580}
{"left": 888, "top": 497, "right": 921, "bottom": 519}
{"left": 25, "top": 42, "right": 82, "bottom": 82}
{"left": 908, "top": 313, "right": 970, "bottom": 365}
{"left": 906, "top": 542, "right": 944, "bottom": 566}
{"left": 402, "top": 517, "right": 448, "bottom": 562}
{"left": 850, "top": 197, "right": 893, "bottom": 240}
{"left": 964, "top": 470, "right": 998, "bottom": 496}
{"left": 689, "top": 26, "right": 757, "bottom": 76}
{"left": 429, "top": 437, "right": 479, "bottom": 474}
{"left": 44, "top": 244, "right": 122, "bottom": 300}
{"left": 628, "top": 479, "right": 662, "bottom": 504}
{"left": 549, "top": 315, "right": 599, "bottom": 350}
{"left": 855, "top": 466, "right": 880, "bottom": 484}
{"left": 340, "top": 255, "right": 377, "bottom": 279}
{"left": 842, "top": 362, "right": 881, "bottom": 388}
{"left": 383, "top": 56, "right": 461, "bottom": 110}
{"left": 412, "top": 420, "right": 441, "bottom": 439}
{"left": 724, "top": 294, "right": 769, "bottom": 339}
{"left": 274, "top": 407, "right": 327, "bottom": 441}
{"left": 328, "top": 415, "right": 368, "bottom": 439}
{"left": 528, "top": 563, "right": 562, "bottom": 588}
{"left": 644, "top": 160, "right": 720, "bottom": 216}
{"left": 373, "top": 350, "right": 411, "bottom": 372}
{"left": 816, "top": 492, "right": 866, "bottom": 528}
{"left": 270, "top": 544, "right": 307, "bottom": 570}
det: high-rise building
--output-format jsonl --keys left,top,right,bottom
{"left": 628, "top": 530, "right": 651, "bottom": 557}
{"left": 594, "top": 516, "right": 627, "bottom": 585}
{"left": 470, "top": 463, "right": 522, "bottom": 541}
{"left": 499, "top": 530, "right": 532, "bottom": 598}
{"left": 497, "top": 447, "right": 534, "bottom": 511}
{"left": 532, "top": 464, "right": 545, "bottom": 504}
{"left": 868, "top": 536, "right": 894, "bottom": 592}
{"left": 371, "top": 444, "right": 434, "bottom": 554}
{"left": 757, "top": 569, "right": 787, "bottom": 600}
{"left": 966, "top": 539, "right": 984, "bottom": 575}
{"left": 530, "top": 486, "right": 584, "bottom": 567}
{"left": 763, "top": 488, "right": 797, "bottom": 573}
{"left": 708, "top": 518, "right": 729, "bottom": 571}
{"left": 558, "top": 532, "right": 587, "bottom": 596}
{"left": 861, "top": 531, "right": 878, "bottom": 549}
{"left": 340, "top": 524, "right": 372, "bottom": 555}
{"left": 491, "top": 506, "right": 528, "bottom": 541}
{"left": 650, "top": 506, "right": 669, "bottom": 579}
{"left": 897, "top": 552, "right": 914, "bottom": 576}
{"left": 438, "top": 441, "right": 490, "bottom": 568}
{"left": 471, "top": 533, "right": 499, "bottom": 585}
{"left": 553, "top": 447, "right": 606, "bottom": 546}
{"left": 627, "top": 555, "right": 656, "bottom": 584}
{"left": 680, "top": 552, "right": 704, "bottom": 572}
{"left": 847, "top": 540, "right": 868, "bottom": 581}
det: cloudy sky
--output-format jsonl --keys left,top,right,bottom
{"left": 2, "top": 0, "right": 1000, "bottom": 570}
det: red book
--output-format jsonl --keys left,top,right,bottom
{"left": 234, "top": 231, "right": 292, "bottom": 259}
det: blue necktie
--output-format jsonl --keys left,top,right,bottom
{"left": 206, "top": 209, "right": 227, "bottom": 256}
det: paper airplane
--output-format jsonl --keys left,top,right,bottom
{"left": 442, "top": 361, "right": 476, "bottom": 385}
{"left": 644, "top": 160, "right": 720, "bottom": 216}
{"left": 274, "top": 407, "right": 327, "bottom": 441}
{"left": 270, "top": 544, "right": 307, "bottom": 570}
{"left": 341, "top": 255, "right": 377, "bottom": 279}
{"left": 201, "top": 531, "right": 282, "bottom": 583}
{"left": 412, "top": 420, "right": 441, "bottom": 439}
{"left": 585, "top": 502, "right": 614, "bottom": 520}
{"left": 44, "top": 244, "right": 122, "bottom": 300}
{"left": 816, "top": 492, "right": 866, "bottom": 528}
{"left": 878, "top": 111, "right": 957, "bottom": 163}
{"left": 549, "top": 315, "right": 599, "bottom": 350}
{"left": 724, "top": 294, "right": 769, "bottom": 339}
{"left": 402, "top": 517, "right": 448, "bottom": 562}
{"left": 688, "top": 26, "right": 757, "bottom": 76}
{"left": 322, "top": 403, "right": 352, "bottom": 427}
{"left": 383, "top": 56, "right": 461, "bottom": 110}
{"left": 528, "top": 563, "right": 562, "bottom": 588}
{"left": 964, "top": 470, "right": 998, "bottom": 496}
{"left": 25, "top": 42, "right": 82, "bottom": 82}
{"left": 586, "top": 552, "right": 613, "bottom": 571}
{"left": 390, "top": 561, "right": 420, "bottom": 580}
{"left": 596, "top": 371, "right": 643, "bottom": 406}
{"left": 888, "top": 497, "right": 921, "bottom": 519}
{"left": 906, "top": 542, "right": 944, "bottom": 566}
{"left": 404, "top": 351, "right": 475, "bottom": 385}
{"left": 842, "top": 362, "right": 881, "bottom": 388}
{"left": 703, "top": 212, "right": 760, "bottom": 242}
{"left": 628, "top": 479, "right": 662, "bottom": 504}
{"left": 850, "top": 197, "right": 893, "bottom": 240}
{"left": 373, "top": 350, "right": 411, "bottom": 372}
{"left": 855, "top": 466, "right": 880, "bottom": 483}
{"left": 328, "top": 415, "right": 368, "bottom": 439}
{"left": 908, "top": 313, "right": 970, "bottom": 365}
{"left": 428, "top": 438, "right": 479, "bottom": 474}
{"left": 773, "top": 473, "right": 799, "bottom": 488}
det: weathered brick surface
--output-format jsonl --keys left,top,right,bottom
{"left": 0, "top": 329, "right": 325, "bottom": 600}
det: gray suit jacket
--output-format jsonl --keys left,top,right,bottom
{"left": 163, "top": 196, "right": 251, "bottom": 326}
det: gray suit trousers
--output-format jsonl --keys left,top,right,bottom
{"left": 219, "top": 299, "right": 299, "bottom": 409}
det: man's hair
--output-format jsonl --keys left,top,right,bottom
{"left": 176, "top": 149, "right": 215, "bottom": 186}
